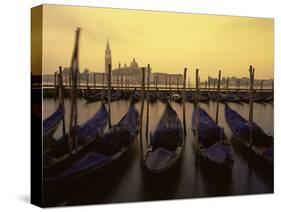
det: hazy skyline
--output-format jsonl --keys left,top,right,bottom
{"left": 42, "top": 5, "right": 274, "bottom": 80}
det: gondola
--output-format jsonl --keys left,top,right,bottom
{"left": 192, "top": 106, "right": 234, "bottom": 173}
{"left": 107, "top": 90, "right": 122, "bottom": 102}
{"left": 43, "top": 104, "right": 64, "bottom": 140}
{"left": 85, "top": 91, "right": 104, "bottom": 103}
{"left": 186, "top": 93, "right": 209, "bottom": 103}
{"left": 158, "top": 91, "right": 168, "bottom": 103}
{"left": 144, "top": 102, "right": 184, "bottom": 174}
{"left": 132, "top": 90, "right": 142, "bottom": 102}
{"left": 47, "top": 101, "right": 139, "bottom": 182}
{"left": 171, "top": 93, "right": 182, "bottom": 104}
{"left": 227, "top": 92, "right": 242, "bottom": 103}
{"left": 44, "top": 103, "right": 108, "bottom": 176}
{"left": 225, "top": 104, "right": 273, "bottom": 166}
{"left": 147, "top": 91, "right": 157, "bottom": 103}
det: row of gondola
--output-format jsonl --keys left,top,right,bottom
{"left": 83, "top": 89, "right": 273, "bottom": 104}
{"left": 43, "top": 99, "right": 273, "bottom": 183}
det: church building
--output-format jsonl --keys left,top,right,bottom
{"left": 105, "top": 40, "right": 151, "bottom": 84}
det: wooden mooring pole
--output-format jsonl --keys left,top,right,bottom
{"left": 68, "top": 28, "right": 80, "bottom": 155}
{"left": 169, "top": 75, "right": 172, "bottom": 101}
{"left": 140, "top": 67, "right": 146, "bottom": 160}
{"left": 165, "top": 74, "right": 168, "bottom": 90}
{"left": 226, "top": 77, "right": 229, "bottom": 94}
{"left": 86, "top": 72, "right": 89, "bottom": 95}
{"left": 116, "top": 74, "right": 119, "bottom": 92}
{"left": 215, "top": 70, "right": 221, "bottom": 124}
{"left": 271, "top": 80, "right": 274, "bottom": 97}
{"left": 177, "top": 76, "right": 179, "bottom": 91}
{"left": 249, "top": 65, "right": 255, "bottom": 158}
{"left": 146, "top": 64, "right": 150, "bottom": 138}
{"left": 208, "top": 76, "right": 210, "bottom": 98}
{"left": 107, "top": 64, "right": 112, "bottom": 128}
{"left": 59, "top": 66, "right": 66, "bottom": 138}
{"left": 260, "top": 80, "right": 264, "bottom": 92}
{"left": 93, "top": 73, "right": 96, "bottom": 91}
{"left": 195, "top": 69, "right": 200, "bottom": 145}
{"left": 54, "top": 72, "right": 58, "bottom": 99}
{"left": 121, "top": 74, "right": 123, "bottom": 90}
{"left": 102, "top": 73, "right": 105, "bottom": 90}
{"left": 183, "top": 68, "right": 187, "bottom": 136}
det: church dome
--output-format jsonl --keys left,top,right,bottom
{"left": 130, "top": 58, "right": 138, "bottom": 69}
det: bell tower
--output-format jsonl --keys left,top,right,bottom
{"left": 105, "top": 39, "right": 112, "bottom": 74}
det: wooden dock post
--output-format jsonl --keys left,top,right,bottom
{"left": 140, "top": 67, "right": 146, "bottom": 159}
{"left": 64, "top": 71, "right": 67, "bottom": 87}
{"left": 195, "top": 69, "right": 200, "bottom": 145}
{"left": 128, "top": 74, "right": 130, "bottom": 90}
{"left": 117, "top": 74, "right": 119, "bottom": 92}
{"left": 93, "top": 73, "right": 96, "bottom": 91}
{"left": 121, "top": 74, "right": 123, "bottom": 90}
{"left": 102, "top": 73, "right": 105, "bottom": 90}
{"left": 107, "top": 64, "right": 112, "bottom": 128}
{"left": 183, "top": 68, "right": 187, "bottom": 136}
{"left": 68, "top": 28, "right": 80, "bottom": 155}
{"left": 155, "top": 75, "right": 158, "bottom": 92}
{"left": 215, "top": 70, "right": 221, "bottom": 124}
{"left": 54, "top": 71, "right": 58, "bottom": 99}
{"left": 271, "top": 80, "right": 274, "bottom": 95}
{"left": 146, "top": 64, "right": 150, "bottom": 138}
{"left": 126, "top": 74, "right": 129, "bottom": 93}
{"left": 260, "top": 80, "right": 264, "bottom": 92}
{"left": 226, "top": 77, "right": 229, "bottom": 94}
{"left": 59, "top": 66, "right": 66, "bottom": 138}
{"left": 86, "top": 72, "right": 89, "bottom": 96}
{"left": 165, "top": 74, "right": 168, "bottom": 90}
{"left": 208, "top": 76, "right": 210, "bottom": 98}
{"left": 54, "top": 71, "right": 57, "bottom": 88}
{"left": 169, "top": 75, "right": 172, "bottom": 101}
{"left": 249, "top": 65, "right": 255, "bottom": 158}
{"left": 238, "top": 79, "right": 241, "bottom": 92}
{"left": 213, "top": 78, "right": 217, "bottom": 89}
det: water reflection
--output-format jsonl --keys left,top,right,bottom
{"left": 43, "top": 98, "right": 273, "bottom": 206}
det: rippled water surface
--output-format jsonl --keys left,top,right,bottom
{"left": 43, "top": 98, "right": 273, "bottom": 206}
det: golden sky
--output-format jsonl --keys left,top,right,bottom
{"left": 42, "top": 4, "right": 274, "bottom": 80}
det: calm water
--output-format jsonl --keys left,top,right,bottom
{"left": 43, "top": 98, "right": 273, "bottom": 206}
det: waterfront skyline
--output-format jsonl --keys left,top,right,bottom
{"left": 42, "top": 5, "right": 273, "bottom": 80}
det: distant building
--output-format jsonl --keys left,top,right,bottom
{"left": 111, "top": 58, "right": 150, "bottom": 84}
{"left": 105, "top": 40, "right": 112, "bottom": 74}
{"left": 152, "top": 72, "right": 183, "bottom": 86}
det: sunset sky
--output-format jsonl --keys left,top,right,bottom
{"left": 42, "top": 4, "right": 274, "bottom": 80}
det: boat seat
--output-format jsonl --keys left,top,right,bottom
{"left": 146, "top": 147, "right": 176, "bottom": 171}
{"left": 205, "top": 143, "right": 232, "bottom": 164}
{"left": 57, "top": 152, "right": 110, "bottom": 179}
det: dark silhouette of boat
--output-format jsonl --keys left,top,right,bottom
{"left": 225, "top": 104, "right": 273, "bottom": 167}
{"left": 192, "top": 106, "right": 234, "bottom": 174}
{"left": 43, "top": 104, "right": 64, "bottom": 140}
{"left": 144, "top": 102, "right": 184, "bottom": 174}
{"left": 171, "top": 93, "right": 182, "bottom": 104}
{"left": 46, "top": 102, "right": 139, "bottom": 182}
{"left": 132, "top": 90, "right": 142, "bottom": 103}
{"left": 147, "top": 91, "right": 158, "bottom": 103}
{"left": 44, "top": 103, "right": 108, "bottom": 176}
{"left": 84, "top": 91, "right": 105, "bottom": 103}
{"left": 157, "top": 91, "right": 168, "bottom": 103}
